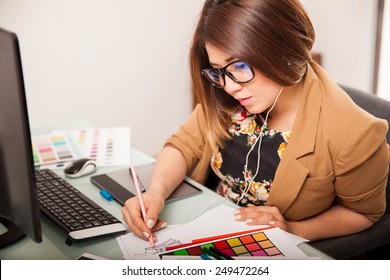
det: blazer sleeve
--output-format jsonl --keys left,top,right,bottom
{"left": 334, "top": 118, "right": 389, "bottom": 222}
{"left": 164, "top": 104, "right": 208, "bottom": 175}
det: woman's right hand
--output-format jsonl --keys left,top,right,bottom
{"left": 122, "top": 146, "right": 188, "bottom": 241}
{"left": 121, "top": 191, "right": 167, "bottom": 241}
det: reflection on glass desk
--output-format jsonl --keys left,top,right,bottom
{"left": 0, "top": 147, "right": 332, "bottom": 260}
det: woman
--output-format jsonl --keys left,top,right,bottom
{"left": 122, "top": 0, "right": 389, "bottom": 243}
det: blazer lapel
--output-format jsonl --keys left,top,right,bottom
{"left": 267, "top": 153, "right": 309, "bottom": 213}
{"left": 266, "top": 62, "right": 323, "bottom": 213}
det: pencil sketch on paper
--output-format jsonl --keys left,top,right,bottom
{"left": 137, "top": 238, "right": 181, "bottom": 256}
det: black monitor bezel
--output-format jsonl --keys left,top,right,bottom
{"left": 0, "top": 27, "right": 42, "bottom": 247}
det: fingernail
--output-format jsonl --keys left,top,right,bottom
{"left": 245, "top": 218, "right": 253, "bottom": 224}
{"left": 269, "top": 220, "right": 276, "bottom": 225}
{"left": 233, "top": 209, "right": 240, "bottom": 215}
{"left": 146, "top": 219, "right": 155, "bottom": 229}
{"left": 234, "top": 214, "right": 242, "bottom": 221}
{"left": 160, "top": 222, "right": 168, "bottom": 229}
{"left": 143, "top": 231, "right": 150, "bottom": 239}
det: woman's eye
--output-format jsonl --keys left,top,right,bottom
{"left": 234, "top": 62, "right": 249, "bottom": 71}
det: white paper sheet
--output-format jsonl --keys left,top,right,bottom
{"left": 117, "top": 204, "right": 310, "bottom": 260}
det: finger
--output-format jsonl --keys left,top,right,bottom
{"left": 242, "top": 212, "right": 276, "bottom": 226}
{"left": 144, "top": 203, "right": 161, "bottom": 230}
{"left": 248, "top": 218, "right": 288, "bottom": 232}
{"left": 233, "top": 206, "right": 285, "bottom": 226}
{"left": 152, "top": 219, "right": 168, "bottom": 232}
{"left": 123, "top": 199, "right": 152, "bottom": 241}
{"left": 142, "top": 191, "right": 165, "bottom": 225}
{"left": 233, "top": 207, "right": 271, "bottom": 221}
{"left": 235, "top": 206, "right": 285, "bottom": 223}
{"left": 145, "top": 219, "right": 168, "bottom": 242}
{"left": 236, "top": 206, "right": 280, "bottom": 215}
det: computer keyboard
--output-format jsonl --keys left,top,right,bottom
{"left": 35, "top": 169, "right": 126, "bottom": 243}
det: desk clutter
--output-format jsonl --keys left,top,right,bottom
{"left": 32, "top": 127, "right": 131, "bottom": 169}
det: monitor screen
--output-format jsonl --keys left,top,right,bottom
{"left": 0, "top": 27, "right": 42, "bottom": 248}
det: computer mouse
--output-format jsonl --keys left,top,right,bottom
{"left": 64, "top": 158, "right": 98, "bottom": 178}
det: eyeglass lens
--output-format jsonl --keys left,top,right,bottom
{"left": 202, "top": 61, "right": 254, "bottom": 88}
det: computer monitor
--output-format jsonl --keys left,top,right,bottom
{"left": 0, "top": 27, "right": 42, "bottom": 248}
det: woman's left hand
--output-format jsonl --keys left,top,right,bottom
{"left": 234, "top": 206, "right": 289, "bottom": 232}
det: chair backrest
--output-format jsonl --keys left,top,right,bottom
{"left": 340, "top": 85, "right": 390, "bottom": 214}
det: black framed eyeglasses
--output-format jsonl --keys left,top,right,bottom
{"left": 201, "top": 60, "right": 255, "bottom": 88}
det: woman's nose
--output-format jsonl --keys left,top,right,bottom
{"left": 224, "top": 75, "right": 243, "bottom": 94}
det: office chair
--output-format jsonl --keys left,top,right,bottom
{"left": 310, "top": 85, "right": 390, "bottom": 259}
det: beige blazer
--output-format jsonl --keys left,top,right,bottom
{"left": 165, "top": 62, "right": 389, "bottom": 223}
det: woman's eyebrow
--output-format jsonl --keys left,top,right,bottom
{"left": 209, "top": 56, "right": 236, "bottom": 67}
{"left": 225, "top": 56, "right": 236, "bottom": 63}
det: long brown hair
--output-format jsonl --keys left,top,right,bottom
{"left": 189, "top": 0, "right": 315, "bottom": 149}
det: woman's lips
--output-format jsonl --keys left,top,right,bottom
{"left": 237, "top": 97, "right": 251, "bottom": 106}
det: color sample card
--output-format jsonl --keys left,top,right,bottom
{"left": 32, "top": 134, "right": 76, "bottom": 166}
{"left": 68, "top": 127, "right": 130, "bottom": 166}
{"left": 162, "top": 230, "right": 284, "bottom": 258}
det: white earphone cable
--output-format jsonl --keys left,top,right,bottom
{"left": 237, "top": 86, "right": 284, "bottom": 205}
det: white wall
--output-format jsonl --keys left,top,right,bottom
{"left": 301, "top": 0, "right": 378, "bottom": 93}
{"left": 0, "top": 0, "right": 379, "bottom": 157}
{"left": 377, "top": 0, "right": 390, "bottom": 100}
{"left": 0, "top": 0, "right": 204, "bottom": 156}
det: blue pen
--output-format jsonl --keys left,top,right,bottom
{"left": 200, "top": 253, "right": 212, "bottom": 260}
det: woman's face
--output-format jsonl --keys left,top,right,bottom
{"left": 205, "top": 43, "right": 282, "bottom": 114}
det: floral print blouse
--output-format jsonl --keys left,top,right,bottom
{"left": 211, "top": 108, "right": 291, "bottom": 207}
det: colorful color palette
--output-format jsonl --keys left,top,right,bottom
{"left": 162, "top": 231, "right": 284, "bottom": 258}
{"left": 69, "top": 127, "right": 130, "bottom": 166}
{"left": 32, "top": 134, "right": 76, "bottom": 166}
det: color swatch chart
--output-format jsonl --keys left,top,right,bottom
{"left": 32, "top": 134, "right": 76, "bottom": 166}
{"left": 68, "top": 127, "right": 130, "bottom": 167}
{"left": 162, "top": 230, "right": 284, "bottom": 258}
